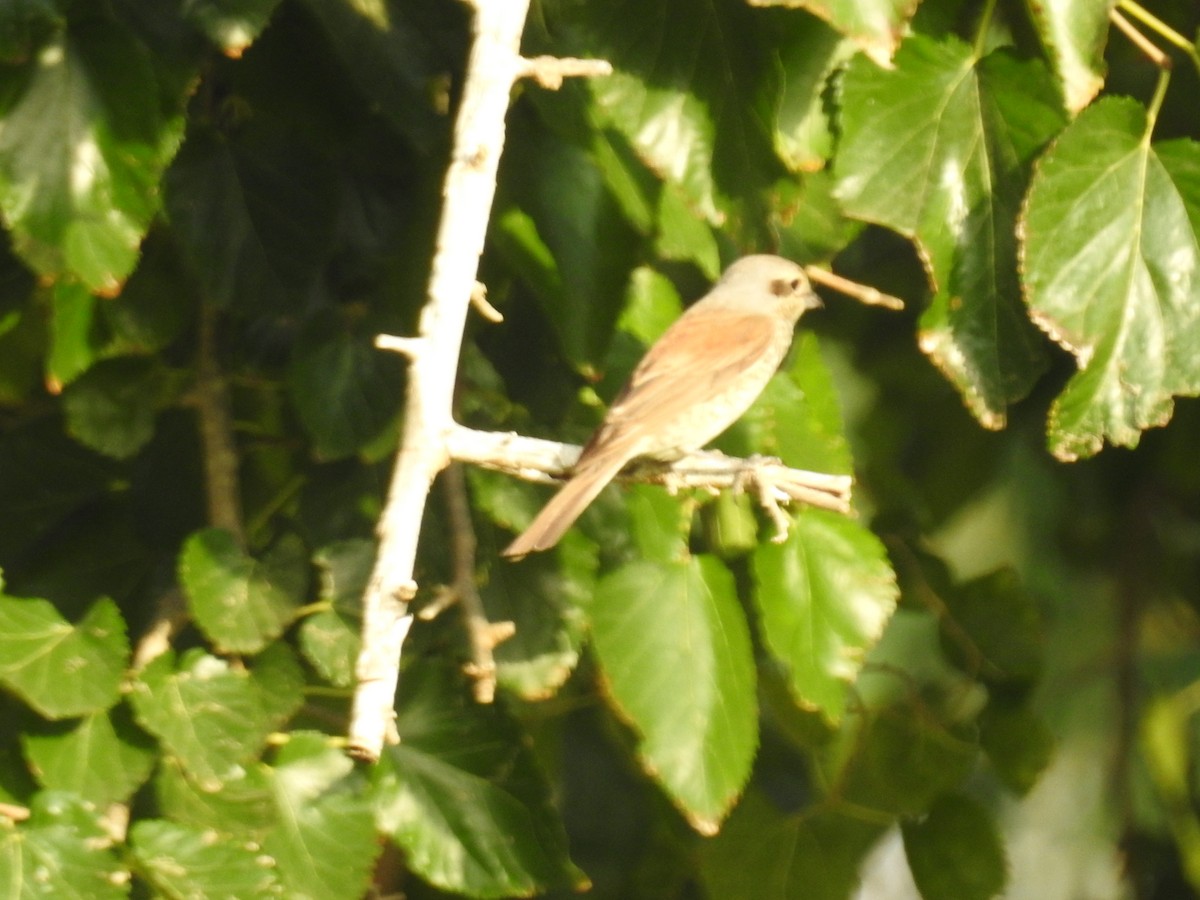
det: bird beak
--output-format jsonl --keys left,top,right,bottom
{"left": 805, "top": 291, "right": 823, "bottom": 312}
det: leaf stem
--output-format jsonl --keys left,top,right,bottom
{"left": 1146, "top": 65, "right": 1171, "bottom": 129}
{"left": 972, "top": 0, "right": 1000, "bottom": 57}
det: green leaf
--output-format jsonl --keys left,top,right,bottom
{"left": 938, "top": 567, "right": 1042, "bottom": 691}
{"left": 0, "top": 792, "right": 127, "bottom": 899}
{"left": 183, "top": 0, "right": 284, "bottom": 56}
{"left": 0, "top": 592, "right": 127, "bottom": 718}
{"left": 376, "top": 660, "right": 584, "bottom": 898}
{"left": 164, "top": 121, "right": 338, "bottom": 311}
{"left": 902, "top": 793, "right": 1008, "bottom": 900}
{"left": 747, "top": 0, "right": 916, "bottom": 67}
{"left": 0, "top": 21, "right": 183, "bottom": 291}
{"left": 154, "top": 755, "right": 275, "bottom": 834}
{"left": 701, "top": 791, "right": 882, "bottom": 900}
{"left": 132, "top": 818, "right": 285, "bottom": 898}
{"left": 753, "top": 509, "right": 898, "bottom": 721}
{"left": 179, "top": 529, "right": 309, "bottom": 655}
{"left": 21, "top": 702, "right": 155, "bottom": 806}
{"left": 979, "top": 700, "right": 1055, "bottom": 796}
{"left": 62, "top": 356, "right": 164, "bottom": 459}
{"left": 493, "top": 108, "right": 641, "bottom": 368}
{"left": 263, "top": 733, "right": 378, "bottom": 900}
{"left": 287, "top": 316, "right": 403, "bottom": 460}
{"left": 298, "top": 539, "right": 371, "bottom": 688}
{"left": 837, "top": 36, "right": 1065, "bottom": 428}
{"left": 543, "top": 0, "right": 783, "bottom": 228}
{"left": 591, "top": 555, "right": 757, "bottom": 832}
{"left": 1025, "top": 0, "right": 1115, "bottom": 112}
{"left": 482, "top": 546, "right": 587, "bottom": 701}
{"left": 130, "top": 643, "right": 304, "bottom": 791}
{"left": 47, "top": 281, "right": 106, "bottom": 390}
{"left": 768, "top": 16, "right": 849, "bottom": 173}
{"left": 1020, "top": 99, "right": 1200, "bottom": 460}
{"left": 834, "top": 702, "right": 978, "bottom": 816}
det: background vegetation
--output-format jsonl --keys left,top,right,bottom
{"left": 1, "top": 0, "right": 1199, "bottom": 897}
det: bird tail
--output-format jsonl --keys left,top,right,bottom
{"left": 502, "top": 453, "right": 628, "bottom": 558}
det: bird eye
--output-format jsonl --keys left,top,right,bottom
{"left": 789, "top": 277, "right": 802, "bottom": 291}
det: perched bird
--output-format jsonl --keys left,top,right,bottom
{"left": 502, "top": 254, "right": 821, "bottom": 558}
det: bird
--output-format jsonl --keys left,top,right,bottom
{"left": 502, "top": 254, "right": 821, "bottom": 558}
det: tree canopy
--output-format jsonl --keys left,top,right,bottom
{"left": 1, "top": 0, "right": 1199, "bottom": 897}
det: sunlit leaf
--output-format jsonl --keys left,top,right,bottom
{"left": 837, "top": 36, "right": 1065, "bottom": 427}
{"left": 0, "top": 792, "right": 127, "bottom": 899}
{"left": 132, "top": 819, "right": 285, "bottom": 898}
{"left": 180, "top": 529, "right": 309, "bottom": 655}
{"left": 1021, "top": 98, "right": 1200, "bottom": 459}
{"left": 0, "top": 592, "right": 126, "bottom": 719}
{"left": 0, "top": 22, "right": 183, "bottom": 291}
{"left": 130, "top": 643, "right": 304, "bottom": 791}
{"left": 747, "top": 0, "right": 913, "bottom": 67}
{"left": 263, "top": 733, "right": 378, "bottom": 900}
{"left": 1024, "top": 0, "right": 1115, "bottom": 112}
{"left": 591, "top": 555, "right": 757, "bottom": 832}
{"left": 22, "top": 703, "right": 155, "bottom": 806}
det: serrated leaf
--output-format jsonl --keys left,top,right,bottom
{"left": 1020, "top": 98, "right": 1200, "bottom": 460}
{"left": 747, "top": 0, "right": 917, "bottom": 67}
{"left": 0, "top": 22, "right": 183, "bottom": 291}
{"left": 837, "top": 36, "right": 1065, "bottom": 428}
{"left": 1024, "top": 0, "right": 1115, "bottom": 112}
{"left": 591, "top": 555, "right": 757, "bottom": 833}
{"left": 180, "top": 529, "right": 308, "bottom": 655}
{"left": 62, "top": 356, "right": 163, "bottom": 459}
{"left": 132, "top": 819, "right": 285, "bottom": 898}
{"left": 298, "top": 540, "right": 371, "bottom": 688}
{"left": 22, "top": 702, "right": 155, "bottom": 806}
{"left": 130, "top": 643, "right": 304, "bottom": 790}
{"left": 47, "top": 281, "right": 106, "bottom": 390}
{"left": 287, "top": 317, "right": 403, "bottom": 461}
{"left": 376, "top": 661, "right": 584, "bottom": 898}
{"left": 0, "top": 593, "right": 127, "bottom": 718}
{"left": 183, "top": 0, "right": 283, "bottom": 57}
{"left": 263, "top": 733, "right": 378, "bottom": 900}
{"left": 701, "top": 791, "right": 882, "bottom": 900}
{"left": 753, "top": 509, "right": 897, "bottom": 721}
{"left": 164, "top": 121, "right": 337, "bottom": 312}
{"left": 482, "top": 546, "right": 587, "bottom": 701}
{"left": 902, "top": 793, "right": 1007, "bottom": 900}
{"left": 0, "top": 792, "right": 127, "bottom": 899}
{"left": 769, "top": 17, "right": 849, "bottom": 172}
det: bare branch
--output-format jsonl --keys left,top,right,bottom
{"left": 348, "top": 0, "right": 536, "bottom": 762}
{"left": 517, "top": 55, "right": 613, "bottom": 89}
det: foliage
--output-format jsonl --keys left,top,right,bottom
{"left": 0, "top": 0, "right": 1198, "bottom": 897}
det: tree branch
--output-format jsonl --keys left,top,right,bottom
{"left": 348, "top": 0, "right": 609, "bottom": 761}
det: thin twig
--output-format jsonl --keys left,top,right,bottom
{"left": 442, "top": 463, "right": 514, "bottom": 703}
{"left": 1111, "top": 9, "right": 1172, "bottom": 69}
{"left": 195, "top": 302, "right": 246, "bottom": 546}
{"left": 804, "top": 267, "right": 905, "bottom": 311}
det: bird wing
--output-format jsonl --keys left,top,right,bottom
{"left": 580, "top": 308, "right": 781, "bottom": 462}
